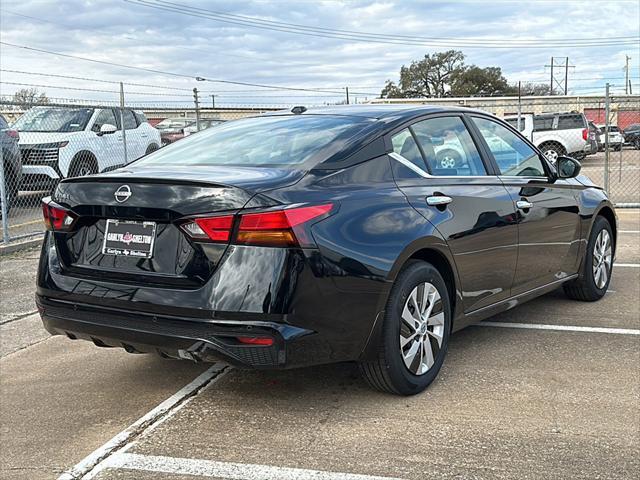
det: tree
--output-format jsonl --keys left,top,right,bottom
{"left": 450, "top": 66, "right": 512, "bottom": 97}
{"left": 380, "top": 50, "right": 465, "bottom": 98}
{"left": 12, "top": 88, "right": 48, "bottom": 107}
{"left": 519, "top": 82, "right": 551, "bottom": 96}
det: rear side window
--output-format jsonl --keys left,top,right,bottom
{"left": 533, "top": 116, "right": 554, "bottom": 131}
{"left": 391, "top": 129, "right": 427, "bottom": 172}
{"left": 135, "top": 115, "right": 373, "bottom": 167}
{"left": 134, "top": 111, "right": 148, "bottom": 125}
{"left": 121, "top": 110, "right": 137, "bottom": 130}
{"left": 0, "top": 115, "right": 8, "bottom": 129}
{"left": 557, "top": 114, "right": 586, "bottom": 130}
{"left": 411, "top": 116, "right": 487, "bottom": 176}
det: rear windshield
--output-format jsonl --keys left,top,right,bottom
{"left": 136, "top": 115, "right": 373, "bottom": 168}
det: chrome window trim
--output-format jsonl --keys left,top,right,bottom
{"left": 388, "top": 152, "right": 500, "bottom": 180}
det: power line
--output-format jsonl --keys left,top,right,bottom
{"left": 0, "top": 81, "right": 194, "bottom": 96}
{"left": 0, "top": 42, "right": 376, "bottom": 94}
{"left": 126, "top": 0, "right": 640, "bottom": 48}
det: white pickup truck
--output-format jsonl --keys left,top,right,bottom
{"left": 13, "top": 106, "right": 161, "bottom": 191}
{"left": 503, "top": 112, "right": 591, "bottom": 162}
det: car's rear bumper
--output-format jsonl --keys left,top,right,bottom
{"left": 37, "top": 294, "right": 313, "bottom": 368}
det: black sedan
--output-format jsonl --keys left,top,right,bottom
{"left": 37, "top": 105, "right": 616, "bottom": 395}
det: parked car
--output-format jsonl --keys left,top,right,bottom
{"left": 183, "top": 118, "right": 225, "bottom": 136}
{"left": 13, "top": 106, "right": 161, "bottom": 191}
{"left": 0, "top": 114, "right": 22, "bottom": 217}
{"left": 38, "top": 105, "right": 616, "bottom": 395}
{"left": 622, "top": 123, "right": 640, "bottom": 149}
{"left": 596, "top": 125, "right": 625, "bottom": 151}
{"left": 155, "top": 118, "right": 195, "bottom": 146}
{"left": 503, "top": 112, "right": 590, "bottom": 162}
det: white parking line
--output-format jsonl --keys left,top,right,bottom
{"left": 92, "top": 452, "right": 403, "bottom": 480}
{"left": 478, "top": 322, "right": 640, "bottom": 335}
{"left": 59, "top": 363, "right": 228, "bottom": 480}
{"left": 614, "top": 263, "right": 640, "bottom": 268}
{"left": 619, "top": 230, "right": 640, "bottom": 234}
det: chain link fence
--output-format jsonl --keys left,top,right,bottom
{"left": 1, "top": 88, "right": 639, "bottom": 244}
{"left": 0, "top": 96, "right": 277, "bottom": 243}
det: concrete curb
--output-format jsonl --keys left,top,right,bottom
{"left": 0, "top": 236, "right": 43, "bottom": 255}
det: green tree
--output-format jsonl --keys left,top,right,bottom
{"left": 381, "top": 50, "right": 465, "bottom": 98}
{"left": 12, "top": 88, "right": 48, "bottom": 107}
{"left": 450, "top": 66, "right": 512, "bottom": 96}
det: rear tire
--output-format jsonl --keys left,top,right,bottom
{"left": 359, "top": 261, "right": 451, "bottom": 395}
{"left": 145, "top": 143, "right": 159, "bottom": 155}
{"left": 563, "top": 216, "right": 613, "bottom": 301}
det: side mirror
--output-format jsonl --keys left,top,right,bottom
{"left": 97, "top": 123, "right": 117, "bottom": 136}
{"left": 556, "top": 156, "right": 581, "bottom": 179}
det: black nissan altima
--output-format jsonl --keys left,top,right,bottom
{"left": 37, "top": 105, "right": 616, "bottom": 395}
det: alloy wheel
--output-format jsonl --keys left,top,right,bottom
{"left": 544, "top": 149, "right": 559, "bottom": 163}
{"left": 400, "top": 282, "right": 445, "bottom": 375}
{"left": 440, "top": 156, "right": 456, "bottom": 169}
{"left": 592, "top": 229, "right": 612, "bottom": 289}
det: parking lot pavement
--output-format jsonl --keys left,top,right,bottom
{"left": 1, "top": 212, "right": 638, "bottom": 480}
{"left": 0, "top": 337, "right": 209, "bottom": 480}
{"left": 88, "top": 324, "right": 639, "bottom": 480}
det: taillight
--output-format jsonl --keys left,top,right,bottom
{"left": 180, "top": 204, "right": 334, "bottom": 247}
{"left": 42, "top": 200, "right": 76, "bottom": 231}
{"left": 582, "top": 128, "right": 588, "bottom": 141}
{"left": 236, "top": 204, "right": 333, "bottom": 247}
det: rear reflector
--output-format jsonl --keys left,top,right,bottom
{"left": 42, "top": 200, "right": 76, "bottom": 231}
{"left": 236, "top": 336, "right": 274, "bottom": 346}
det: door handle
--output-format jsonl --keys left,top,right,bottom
{"left": 426, "top": 195, "right": 453, "bottom": 207}
{"left": 516, "top": 200, "right": 533, "bottom": 210}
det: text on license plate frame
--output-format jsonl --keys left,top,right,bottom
{"left": 102, "top": 219, "right": 157, "bottom": 259}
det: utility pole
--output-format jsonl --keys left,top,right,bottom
{"left": 210, "top": 94, "right": 216, "bottom": 108}
{"left": 625, "top": 55, "right": 631, "bottom": 94}
{"left": 345, "top": 86, "right": 350, "bottom": 105}
{"left": 193, "top": 88, "right": 201, "bottom": 131}
{"left": 120, "top": 82, "right": 128, "bottom": 164}
{"left": 546, "top": 57, "right": 574, "bottom": 95}
{"left": 604, "top": 83, "right": 610, "bottom": 192}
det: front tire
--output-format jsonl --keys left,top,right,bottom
{"left": 68, "top": 153, "right": 98, "bottom": 179}
{"left": 563, "top": 216, "right": 613, "bottom": 301}
{"left": 359, "top": 261, "right": 451, "bottom": 395}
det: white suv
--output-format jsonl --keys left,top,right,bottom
{"left": 503, "top": 112, "right": 589, "bottom": 163}
{"left": 13, "top": 106, "right": 161, "bottom": 190}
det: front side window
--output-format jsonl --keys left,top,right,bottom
{"left": 136, "top": 115, "right": 373, "bottom": 168}
{"left": 473, "top": 117, "right": 546, "bottom": 177}
{"left": 391, "top": 128, "right": 427, "bottom": 172}
{"left": 91, "top": 109, "right": 117, "bottom": 132}
{"left": 411, "top": 116, "right": 487, "bottom": 176}
{"left": 13, "top": 107, "right": 93, "bottom": 133}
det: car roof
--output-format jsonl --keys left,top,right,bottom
{"left": 266, "top": 104, "right": 486, "bottom": 121}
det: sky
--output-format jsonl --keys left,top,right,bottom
{"left": 0, "top": 0, "right": 639, "bottom": 107}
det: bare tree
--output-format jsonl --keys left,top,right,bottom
{"left": 12, "top": 88, "right": 49, "bottom": 107}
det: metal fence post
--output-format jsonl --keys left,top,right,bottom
{"left": 120, "top": 82, "right": 128, "bottom": 164}
{"left": 0, "top": 145, "right": 9, "bottom": 243}
{"left": 193, "top": 88, "right": 201, "bottom": 132}
{"left": 603, "top": 83, "right": 610, "bottom": 193}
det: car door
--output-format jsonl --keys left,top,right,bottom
{"left": 119, "top": 109, "right": 144, "bottom": 162}
{"left": 470, "top": 115, "right": 581, "bottom": 295}
{"left": 90, "top": 108, "right": 124, "bottom": 171}
{"left": 389, "top": 114, "right": 519, "bottom": 313}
